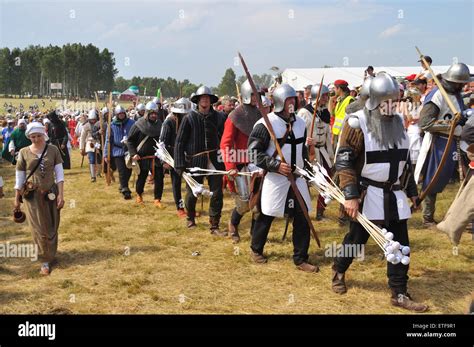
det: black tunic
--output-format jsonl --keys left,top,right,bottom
{"left": 174, "top": 109, "right": 226, "bottom": 170}
{"left": 160, "top": 113, "right": 184, "bottom": 157}
{"left": 48, "top": 120, "right": 71, "bottom": 169}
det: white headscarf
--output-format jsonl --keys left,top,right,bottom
{"left": 25, "top": 122, "right": 49, "bottom": 141}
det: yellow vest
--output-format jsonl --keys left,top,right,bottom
{"left": 332, "top": 95, "right": 354, "bottom": 135}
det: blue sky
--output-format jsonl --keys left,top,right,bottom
{"left": 0, "top": 0, "right": 472, "bottom": 86}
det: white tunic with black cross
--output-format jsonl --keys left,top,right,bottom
{"left": 256, "top": 112, "right": 312, "bottom": 218}
{"left": 354, "top": 109, "right": 412, "bottom": 222}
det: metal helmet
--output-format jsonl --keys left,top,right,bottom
{"left": 171, "top": 97, "right": 192, "bottom": 114}
{"left": 88, "top": 109, "right": 97, "bottom": 120}
{"left": 145, "top": 101, "right": 159, "bottom": 113}
{"left": 101, "top": 106, "right": 109, "bottom": 115}
{"left": 261, "top": 95, "right": 272, "bottom": 108}
{"left": 310, "top": 83, "right": 330, "bottom": 100}
{"left": 441, "top": 63, "right": 472, "bottom": 84}
{"left": 359, "top": 76, "right": 374, "bottom": 99}
{"left": 365, "top": 72, "right": 400, "bottom": 111}
{"left": 190, "top": 86, "right": 218, "bottom": 104}
{"left": 136, "top": 103, "right": 146, "bottom": 113}
{"left": 272, "top": 83, "right": 297, "bottom": 113}
{"left": 114, "top": 104, "right": 126, "bottom": 115}
{"left": 241, "top": 79, "right": 261, "bottom": 104}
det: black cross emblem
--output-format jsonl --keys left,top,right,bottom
{"left": 366, "top": 146, "right": 408, "bottom": 184}
{"left": 365, "top": 146, "right": 408, "bottom": 225}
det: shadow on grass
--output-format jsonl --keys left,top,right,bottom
{"left": 0, "top": 290, "right": 29, "bottom": 306}
{"left": 55, "top": 244, "right": 162, "bottom": 269}
{"left": 0, "top": 264, "right": 18, "bottom": 276}
{"left": 409, "top": 269, "right": 473, "bottom": 310}
{"left": 345, "top": 277, "right": 388, "bottom": 294}
{"left": 338, "top": 267, "right": 472, "bottom": 313}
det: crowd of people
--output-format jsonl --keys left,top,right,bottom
{"left": 1, "top": 60, "right": 473, "bottom": 313}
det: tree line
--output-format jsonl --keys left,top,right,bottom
{"left": 116, "top": 70, "right": 273, "bottom": 99}
{"left": 0, "top": 44, "right": 275, "bottom": 99}
{"left": 0, "top": 44, "right": 116, "bottom": 98}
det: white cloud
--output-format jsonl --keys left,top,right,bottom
{"left": 163, "top": 10, "right": 211, "bottom": 33}
{"left": 379, "top": 23, "right": 403, "bottom": 39}
{"left": 98, "top": 23, "right": 160, "bottom": 41}
{"left": 96, "top": 9, "right": 212, "bottom": 49}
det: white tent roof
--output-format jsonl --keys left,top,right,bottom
{"left": 120, "top": 89, "right": 136, "bottom": 96}
{"left": 282, "top": 65, "right": 474, "bottom": 90}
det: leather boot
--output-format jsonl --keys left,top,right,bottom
{"left": 187, "top": 212, "right": 196, "bottom": 228}
{"left": 228, "top": 220, "right": 240, "bottom": 243}
{"left": 296, "top": 262, "right": 319, "bottom": 273}
{"left": 391, "top": 291, "right": 429, "bottom": 312}
{"left": 210, "top": 217, "right": 227, "bottom": 237}
{"left": 250, "top": 250, "right": 267, "bottom": 264}
{"left": 122, "top": 189, "right": 132, "bottom": 200}
{"left": 331, "top": 265, "right": 347, "bottom": 294}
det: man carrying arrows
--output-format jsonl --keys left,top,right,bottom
{"left": 332, "top": 72, "right": 428, "bottom": 312}
{"left": 247, "top": 83, "right": 318, "bottom": 272}
{"left": 174, "top": 86, "right": 227, "bottom": 235}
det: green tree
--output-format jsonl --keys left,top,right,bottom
{"left": 0, "top": 48, "right": 12, "bottom": 95}
{"left": 20, "top": 45, "right": 42, "bottom": 96}
{"left": 217, "top": 68, "right": 236, "bottom": 96}
{"left": 237, "top": 73, "right": 273, "bottom": 89}
{"left": 10, "top": 48, "right": 23, "bottom": 95}
{"left": 114, "top": 76, "right": 129, "bottom": 92}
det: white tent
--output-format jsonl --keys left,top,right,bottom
{"left": 282, "top": 65, "right": 474, "bottom": 91}
{"left": 119, "top": 88, "right": 138, "bottom": 101}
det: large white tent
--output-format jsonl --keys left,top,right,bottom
{"left": 282, "top": 65, "right": 474, "bottom": 90}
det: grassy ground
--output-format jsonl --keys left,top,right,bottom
{"left": 0, "top": 98, "right": 472, "bottom": 314}
{"left": 0, "top": 150, "right": 472, "bottom": 314}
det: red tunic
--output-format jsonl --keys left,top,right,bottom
{"left": 68, "top": 119, "right": 78, "bottom": 147}
{"left": 220, "top": 117, "right": 251, "bottom": 192}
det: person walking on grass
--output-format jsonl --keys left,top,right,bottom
{"left": 14, "top": 122, "right": 64, "bottom": 275}
{"left": 127, "top": 101, "right": 165, "bottom": 208}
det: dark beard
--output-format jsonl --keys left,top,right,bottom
{"left": 364, "top": 107, "right": 406, "bottom": 148}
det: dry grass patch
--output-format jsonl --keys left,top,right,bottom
{"left": 0, "top": 134, "right": 472, "bottom": 314}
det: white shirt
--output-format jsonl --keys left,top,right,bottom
{"left": 420, "top": 68, "right": 432, "bottom": 80}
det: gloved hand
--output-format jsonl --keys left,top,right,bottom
{"left": 175, "top": 167, "right": 185, "bottom": 177}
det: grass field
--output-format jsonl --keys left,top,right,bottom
{"left": 0, "top": 99, "right": 473, "bottom": 314}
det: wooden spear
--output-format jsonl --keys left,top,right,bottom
{"left": 238, "top": 52, "right": 320, "bottom": 247}
{"left": 415, "top": 46, "right": 462, "bottom": 204}
{"left": 308, "top": 75, "right": 325, "bottom": 163}
{"left": 106, "top": 92, "right": 113, "bottom": 185}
